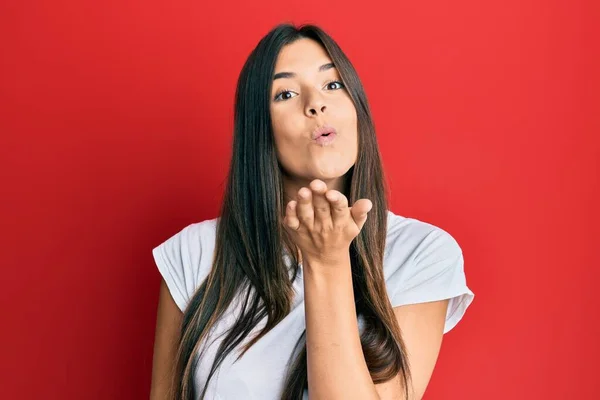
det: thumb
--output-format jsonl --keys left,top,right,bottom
{"left": 350, "top": 199, "right": 373, "bottom": 231}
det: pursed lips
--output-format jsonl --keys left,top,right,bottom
{"left": 311, "top": 124, "right": 337, "bottom": 140}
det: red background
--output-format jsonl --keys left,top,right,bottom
{"left": 1, "top": 0, "right": 598, "bottom": 399}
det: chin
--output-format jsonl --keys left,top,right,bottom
{"left": 312, "top": 165, "right": 354, "bottom": 181}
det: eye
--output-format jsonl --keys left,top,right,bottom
{"left": 325, "top": 80, "right": 345, "bottom": 90}
{"left": 273, "top": 80, "right": 345, "bottom": 102}
{"left": 274, "top": 89, "right": 298, "bottom": 102}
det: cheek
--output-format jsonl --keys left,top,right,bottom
{"left": 339, "top": 100, "right": 358, "bottom": 156}
{"left": 330, "top": 95, "right": 356, "bottom": 121}
{"left": 271, "top": 106, "right": 289, "bottom": 133}
{"left": 336, "top": 98, "right": 358, "bottom": 138}
{"left": 271, "top": 106, "right": 303, "bottom": 141}
{"left": 270, "top": 108, "right": 302, "bottom": 163}
{"left": 344, "top": 99, "right": 358, "bottom": 124}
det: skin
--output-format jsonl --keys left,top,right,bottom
{"left": 150, "top": 279, "right": 182, "bottom": 399}
{"left": 274, "top": 38, "right": 450, "bottom": 399}
{"left": 269, "top": 38, "right": 358, "bottom": 213}
{"left": 150, "top": 38, "right": 449, "bottom": 400}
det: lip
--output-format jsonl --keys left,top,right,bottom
{"left": 314, "top": 132, "right": 337, "bottom": 145}
{"left": 311, "top": 124, "right": 337, "bottom": 140}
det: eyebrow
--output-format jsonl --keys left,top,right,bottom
{"left": 273, "top": 62, "right": 336, "bottom": 80}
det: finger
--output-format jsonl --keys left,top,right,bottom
{"left": 325, "top": 190, "right": 349, "bottom": 229}
{"left": 309, "top": 179, "right": 331, "bottom": 229}
{"left": 284, "top": 200, "right": 300, "bottom": 231}
{"left": 350, "top": 199, "right": 373, "bottom": 231}
{"left": 296, "top": 187, "right": 314, "bottom": 230}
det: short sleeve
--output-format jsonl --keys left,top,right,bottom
{"left": 152, "top": 220, "right": 216, "bottom": 312}
{"left": 386, "top": 228, "right": 474, "bottom": 334}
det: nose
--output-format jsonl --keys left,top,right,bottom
{"left": 304, "top": 91, "right": 327, "bottom": 117}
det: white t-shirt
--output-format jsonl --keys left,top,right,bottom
{"left": 152, "top": 209, "right": 474, "bottom": 400}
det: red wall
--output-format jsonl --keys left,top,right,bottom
{"left": 1, "top": 1, "right": 598, "bottom": 398}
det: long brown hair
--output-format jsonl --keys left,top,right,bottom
{"left": 169, "top": 23, "right": 412, "bottom": 400}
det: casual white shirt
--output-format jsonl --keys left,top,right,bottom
{"left": 152, "top": 210, "right": 475, "bottom": 399}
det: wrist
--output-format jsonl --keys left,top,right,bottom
{"left": 302, "top": 252, "right": 352, "bottom": 278}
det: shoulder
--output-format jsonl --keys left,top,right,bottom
{"left": 154, "top": 217, "right": 219, "bottom": 267}
{"left": 383, "top": 210, "right": 474, "bottom": 333}
{"left": 182, "top": 217, "right": 219, "bottom": 249}
{"left": 152, "top": 216, "right": 219, "bottom": 312}
{"left": 384, "top": 209, "right": 462, "bottom": 267}
{"left": 179, "top": 216, "right": 219, "bottom": 241}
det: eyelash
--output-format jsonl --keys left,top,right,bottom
{"left": 273, "top": 80, "right": 345, "bottom": 102}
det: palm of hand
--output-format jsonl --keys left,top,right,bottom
{"left": 282, "top": 179, "right": 373, "bottom": 265}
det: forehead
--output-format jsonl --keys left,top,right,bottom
{"left": 274, "top": 38, "right": 332, "bottom": 71}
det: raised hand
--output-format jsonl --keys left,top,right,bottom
{"left": 283, "top": 179, "right": 373, "bottom": 266}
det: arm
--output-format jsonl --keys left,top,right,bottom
{"left": 150, "top": 278, "right": 183, "bottom": 400}
{"left": 304, "top": 256, "right": 449, "bottom": 400}
{"left": 375, "top": 300, "right": 448, "bottom": 400}
{"left": 303, "top": 254, "right": 380, "bottom": 400}
{"left": 285, "top": 180, "right": 449, "bottom": 399}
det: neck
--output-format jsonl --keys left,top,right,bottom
{"left": 282, "top": 175, "right": 349, "bottom": 206}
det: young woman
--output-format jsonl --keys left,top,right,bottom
{"left": 150, "top": 23, "right": 474, "bottom": 400}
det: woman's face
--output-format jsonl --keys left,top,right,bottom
{"left": 270, "top": 38, "right": 358, "bottom": 193}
